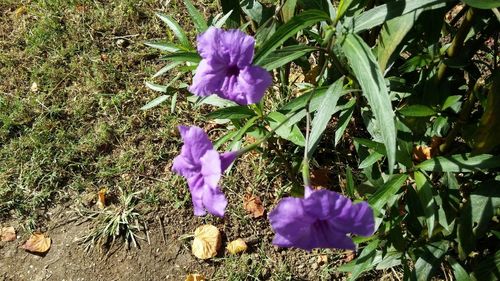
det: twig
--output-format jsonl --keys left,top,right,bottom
{"left": 157, "top": 215, "right": 167, "bottom": 245}
{"left": 110, "top": 34, "right": 140, "bottom": 40}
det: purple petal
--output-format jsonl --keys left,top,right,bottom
{"left": 189, "top": 59, "right": 227, "bottom": 97}
{"left": 180, "top": 126, "right": 214, "bottom": 162}
{"left": 196, "top": 27, "right": 222, "bottom": 59}
{"left": 218, "top": 29, "right": 255, "bottom": 67}
{"left": 172, "top": 154, "right": 195, "bottom": 178}
{"left": 304, "top": 186, "right": 314, "bottom": 198}
{"left": 202, "top": 186, "right": 227, "bottom": 217}
{"left": 234, "top": 66, "right": 272, "bottom": 105}
{"left": 220, "top": 151, "right": 238, "bottom": 172}
{"left": 349, "top": 202, "right": 375, "bottom": 236}
{"left": 200, "top": 149, "right": 222, "bottom": 187}
{"left": 188, "top": 181, "right": 207, "bottom": 216}
{"left": 303, "top": 189, "right": 344, "bottom": 220}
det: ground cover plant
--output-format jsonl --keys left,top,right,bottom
{"left": 0, "top": 0, "right": 499, "bottom": 280}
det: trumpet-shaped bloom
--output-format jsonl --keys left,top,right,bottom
{"left": 172, "top": 126, "right": 237, "bottom": 217}
{"left": 269, "top": 186, "right": 375, "bottom": 251}
{"left": 189, "top": 27, "right": 272, "bottom": 105}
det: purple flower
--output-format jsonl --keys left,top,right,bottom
{"left": 189, "top": 27, "right": 272, "bottom": 105}
{"left": 269, "top": 186, "right": 375, "bottom": 251}
{"left": 172, "top": 125, "right": 237, "bottom": 217}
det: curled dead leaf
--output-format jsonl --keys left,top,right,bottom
{"left": 243, "top": 194, "right": 264, "bottom": 218}
{"left": 192, "top": 224, "right": 221, "bottom": 260}
{"left": 226, "top": 238, "right": 247, "bottom": 255}
{"left": 96, "top": 188, "right": 107, "bottom": 209}
{"left": 21, "top": 232, "right": 51, "bottom": 254}
{"left": 412, "top": 145, "right": 432, "bottom": 162}
{"left": 185, "top": 274, "right": 205, "bottom": 281}
{"left": 1, "top": 226, "right": 16, "bottom": 242}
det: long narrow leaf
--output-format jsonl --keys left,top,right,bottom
{"left": 416, "top": 154, "right": 500, "bottom": 172}
{"left": 342, "top": 33, "right": 397, "bottom": 173}
{"left": 156, "top": 13, "right": 191, "bottom": 48}
{"left": 144, "top": 41, "right": 181, "bottom": 53}
{"left": 254, "top": 10, "right": 330, "bottom": 64}
{"left": 258, "top": 45, "right": 317, "bottom": 71}
{"left": 183, "top": 0, "right": 208, "bottom": 32}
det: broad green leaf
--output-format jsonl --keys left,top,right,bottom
{"left": 399, "top": 105, "right": 436, "bottom": 117}
{"left": 282, "top": 0, "right": 297, "bottom": 22}
{"left": 144, "top": 41, "right": 181, "bottom": 53}
{"left": 153, "top": 61, "right": 183, "bottom": 78}
{"left": 442, "top": 95, "right": 462, "bottom": 110}
{"left": 336, "top": 0, "right": 355, "bottom": 23}
{"left": 414, "top": 241, "right": 449, "bottom": 281}
{"left": 162, "top": 52, "right": 201, "bottom": 63}
{"left": 140, "top": 95, "right": 169, "bottom": 110}
{"left": 415, "top": 171, "right": 438, "bottom": 238}
{"left": 258, "top": 45, "right": 317, "bottom": 71}
{"left": 156, "top": 13, "right": 191, "bottom": 48}
{"left": 416, "top": 154, "right": 500, "bottom": 172}
{"left": 241, "top": 0, "right": 268, "bottom": 24}
{"left": 462, "top": 0, "right": 500, "bottom": 9}
{"left": 267, "top": 111, "right": 305, "bottom": 146}
{"left": 359, "top": 152, "right": 384, "bottom": 169}
{"left": 219, "top": 0, "right": 241, "bottom": 28}
{"left": 377, "top": 11, "right": 418, "bottom": 72}
{"left": 352, "top": 0, "right": 449, "bottom": 33}
{"left": 214, "top": 130, "right": 238, "bottom": 149}
{"left": 470, "top": 181, "right": 500, "bottom": 237}
{"left": 471, "top": 250, "right": 500, "bottom": 281}
{"left": 254, "top": 10, "right": 330, "bottom": 64}
{"left": 473, "top": 71, "right": 500, "bottom": 154}
{"left": 206, "top": 106, "right": 256, "bottom": 120}
{"left": 345, "top": 239, "right": 379, "bottom": 281}
{"left": 368, "top": 174, "right": 408, "bottom": 211}
{"left": 342, "top": 33, "right": 396, "bottom": 173}
{"left": 447, "top": 257, "right": 472, "bottom": 281}
{"left": 183, "top": 0, "right": 208, "bottom": 32}
{"left": 170, "top": 92, "right": 177, "bottom": 113}
{"left": 334, "top": 99, "right": 355, "bottom": 146}
{"left": 307, "top": 78, "right": 343, "bottom": 158}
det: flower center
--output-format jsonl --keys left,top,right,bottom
{"left": 226, "top": 65, "right": 240, "bottom": 77}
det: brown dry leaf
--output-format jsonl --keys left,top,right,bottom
{"left": 243, "top": 194, "right": 264, "bottom": 218}
{"left": 192, "top": 224, "right": 221, "bottom": 260}
{"left": 430, "top": 137, "right": 444, "bottom": 155}
{"left": 304, "top": 65, "right": 320, "bottom": 84}
{"left": 344, "top": 250, "right": 355, "bottom": 262}
{"left": 185, "top": 274, "right": 205, "bottom": 281}
{"left": 412, "top": 145, "right": 432, "bottom": 162}
{"left": 1, "top": 226, "right": 16, "bottom": 242}
{"left": 226, "top": 238, "right": 247, "bottom": 255}
{"left": 96, "top": 188, "right": 107, "bottom": 209}
{"left": 14, "top": 6, "right": 27, "bottom": 18}
{"left": 317, "top": 254, "right": 328, "bottom": 265}
{"left": 21, "top": 232, "right": 51, "bottom": 254}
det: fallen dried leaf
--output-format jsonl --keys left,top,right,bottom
{"left": 30, "top": 82, "right": 38, "bottom": 92}
{"left": 21, "top": 233, "right": 51, "bottom": 254}
{"left": 310, "top": 169, "right": 332, "bottom": 188}
{"left": 96, "top": 188, "right": 107, "bottom": 209}
{"left": 317, "top": 254, "right": 328, "bottom": 265}
{"left": 243, "top": 194, "right": 264, "bottom": 218}
{"left": 14, "top": 6, "right": 27, "bottom": 18}
{"left": 192, "top": 224, "right": 221, "bottom": 260}
{"left": 412, "top": 145, "right": 432, "bottom": 162}
{"left": 344, "top": 250, "right": 355, "bottom": 262}
{"left": 1, "top": 226, "right": 16, "bottom": 242}
{"left": 185, "top": 274, "right": 205, "bottom": 281}
{"left": 226, "top": 238, "right": 247, "bottom": 254}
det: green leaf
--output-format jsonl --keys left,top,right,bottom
{"left": 267, "top": 111, "right": 305, "bottom": 146}
{"left": 214, "top": 10, "right": 233, "bottom": 28}
{"left": 153, "top": 61, "right": 183, "bottom": 78}
{"left": 471, "top": 250, "right": 500, "bottom": 281}
{"left": 183, "top": 0, "right": 208, "bottom": 32}
{"left": 415, "top": 171, "right": 438, "bottom": 238}
{"left": 254, "top": 10, "right": 330, "bottom": 64}
{"left": 345, "top": 239, "right": 380, "bottom": 281}
{"left": 334, "top": 99, "right": 355, "bottom": 146}
{"left": 206, "top": 106, "right": 256, "bottom": 120}
{"left": 281, "top": 0, "right": 298, "bottom": 22}
{"left": 346, "top": 166, "right": 355, "bottom": 197}
{"left": 442, "top": 95, "right": 462, "bottom": 110}
{"left": 140, "top": 95, "right": 169, "bottom": 110}
{"left": 352, "top": 0, "right": 449, "bottom": 33}
{"left": 368, "top": 174, "right": 408, "bottom": 211}
{"left": 342, "top": 33, "right": 397, "bottom": 173}
{"left": 462, "top": 0, "right": 500, "bottom": 9}
{"left": 156, "top": 13, "right": 191, "bottom": 48}
{"left": 229, "top": 116, "right": 259, "bottom": 149}
{"left": 447, "top": 257, "right": 472, "bottom": 281}
{"left": 219, "top": 0, "right": 241, "bottom": 28}
{"left": 162, "top": 52, "right": 201, "bottom": 63}
{"left": 399, "top": 105, "right": 436, "bottom": 117}
{"left": 416, "top": 154, "right": 500, "bottom": 172}
{"left": 144, "top": 41, "right": 181, "bottom": 52}
{"left": 307, "top": 78, "right": 343, "bottom": 158}
{"left": 470, "top": 181, "right": 500, "bottom": 237}
{"left": 359, "top": 152, "right": 384, "bottom": 169}
{"left": 414, "top": 241, "right": 449, "bottom": 281}
{"left": 377, "top": 11, "right": 418, "bottom": 72}
{"left": 258, "top": 45, "right": 317, "bottom": 71}
{"left": 145, "top": 81, "right": 169, "bottom": 93}
{"left": 336, "top": 0, "right": 355, "bottom": 23}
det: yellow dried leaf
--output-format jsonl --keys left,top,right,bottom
{"left": 412, "top": 145, "right": 432, "bottom": 162}
{"left": 226, "top": 238, "right": 247, "bottom": 254}
{"left": 317, "top": 255, "right": 328, "bottom": 265}
{"left": 1, "top": 226, "right": 16, "bottom": 242}
{"left": 14, "top": 6, "right": 27, "bottom": 17}
{"left": 185, "top": 274, "right": 205, "bottom": 281}
{"left": 96, "top": 188, "right": 107, "bottom": 209}
{"left": 192, "top": 224, "right": 221, "bottom": 260}
{"left": 243, "top": 194, "right": 264, "bottom": 218}
{"left": 21, "top": 233, "right": 51, "bottom": 254}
